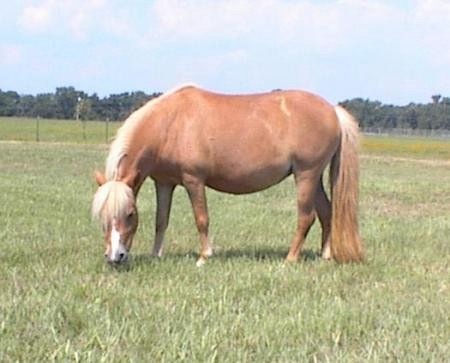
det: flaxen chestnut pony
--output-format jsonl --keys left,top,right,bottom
{"left": 92, "top": 85, "right": 363, "bottom": 266}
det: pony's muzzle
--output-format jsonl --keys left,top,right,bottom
{"left": 105, "top": 250, "right": 128, "bottom": 264}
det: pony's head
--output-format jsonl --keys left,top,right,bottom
{"left": 92, "top": 171, "right": 139, "bottom": 264}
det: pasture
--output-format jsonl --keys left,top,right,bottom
{"left": 0, "top": 118, "right": 449, "bottom": 362}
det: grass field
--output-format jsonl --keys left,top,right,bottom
{"left": 0, "top": 117, "right": 121, "bottom": 144}
{"left": 0, "top": 118, "right": 449, "bottom": 361}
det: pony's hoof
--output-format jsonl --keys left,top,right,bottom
{"left": 151, "top": 246, "right": 163, "bottom": 258}
{"left": 196, "top": 257, "right": 207, "bottom": 267}
{"left": 321, "top": 248, "right": 332, "bottom": 260}
{"left": 285, "top": 255, "right": 299, "bottom": 263}
{"left": 204, "top": 246, "right": 213, "bottom": 257}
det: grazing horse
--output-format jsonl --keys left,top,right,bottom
{"left": 92, "top": 85, "right": 363, "bottom": 266}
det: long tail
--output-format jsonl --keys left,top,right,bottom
{"left": 329, "top": 106, "right": 364, "bottom": 263}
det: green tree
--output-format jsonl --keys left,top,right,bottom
{"left": 77, "top": 98, "right": 92, "bottom": 120}
{"left": 17, "top": 95, "right": 36, "bottom": 117}
{"left": 0, "top": 90, "right": 20, "bottom": 116}
{"left": 55, "top": 87, "right": 86, "bottom": 119}
{"left": 32, "top": 94, "right": 58, "bottom": 118}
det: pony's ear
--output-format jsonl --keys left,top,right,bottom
{"left": 123, "top": 169, "right": 141, "bottom": 189}
{"left": 94, "top": 171, "right": 107, "bottom": 186}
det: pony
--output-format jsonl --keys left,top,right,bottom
{"left": 92, "top": 85, "right": 363, "bottom": 266}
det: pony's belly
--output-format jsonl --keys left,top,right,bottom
{"left": 206, "top": 164, "right": 291, "bottom": 194}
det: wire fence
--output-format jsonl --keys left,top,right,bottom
{"left": 0, "top": 117, "right": 121, "bottom": 144}
{"left": 1, "top": 117, "right": 450, "bottom": 143}
{"left": 363, "top": 127, "right": 450, "bottom": 139}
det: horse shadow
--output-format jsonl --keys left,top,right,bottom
{"left": 211, "top": 247, "right": 320, "bottom": 262}
{"left": 124, "top": 247, "right": 322, "bottom": 269}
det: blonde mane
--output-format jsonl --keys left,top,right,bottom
{"left": 91, "top": 181, "right": 134, "bottom": 226}
{"left": 105, "top": 83, "right": 198, "bottom": 180}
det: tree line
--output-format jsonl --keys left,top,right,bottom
{"left": 0, "top": 87, "right": 449, "bottom": 129}
{"left": 0, "top": 87, "right": 161, "bottom": 122}
{"left": 340, "top": 95, "right": 450, "bottom": 130}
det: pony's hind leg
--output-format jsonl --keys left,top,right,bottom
{"left": 286, "top": 170, "right": 320, "bottom": 263}
{"left": 183, "top": 176, "right": 213, "bottom": 266}
{"left": 315, "top": 177, "right": 332, "bottom": 260}
{"left": 152, "top": 182, "right": 175, "bottom": 257}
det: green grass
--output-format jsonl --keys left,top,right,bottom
{"left": 0, "top": 125, "right": 449, "bottom": 361}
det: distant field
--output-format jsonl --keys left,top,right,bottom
{"left": 363, "top": 134, "right": 450, "bottom": 159}
{"left": 0, "top": 117, "right": 121, "bottom": 143}
{"left": 0, "top": 119, "right": 449, "bottom": 361}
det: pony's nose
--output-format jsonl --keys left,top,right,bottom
{"left": 118, "top": 252, "right": 127, "bottom": 262}
{"left": 106, "top": 251, "right": 128, "bottom": 264}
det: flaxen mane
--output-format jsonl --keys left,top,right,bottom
{"left": 91, "top": 181, "right": 134, "bottom": 227}
{"left": 105, "top": 83, "right": 197, "bottom": 180}
{"left": 93, "top": 84, "right": 197, "bottom": 225}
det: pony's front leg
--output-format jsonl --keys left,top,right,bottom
{"left": 183, "top": 177, "right": 213, "bottom": 266}
{"left": 152, "top": 182, "right": 175, "bottom": 257}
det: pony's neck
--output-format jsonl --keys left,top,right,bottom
{"left": 106, "top": 89, "right": 175, "bottom": 190}
{"left": 110, "top": 118, "right": 162, "bottom": 194}
{"left": 114, "top": 154, "right": 145, "bottom": 194}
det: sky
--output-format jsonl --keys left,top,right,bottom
{"left": 1, "top": 0, "right": 450, "bottom": 105}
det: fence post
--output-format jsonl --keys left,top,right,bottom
{"left": 105, "top": 118, "right": 109, "bottom": 143}
{"left": 82, "top": 119, "right": 87, "bottom": 141}
{"left": 36, "top": 117, "right": 40, "bottom": 142}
